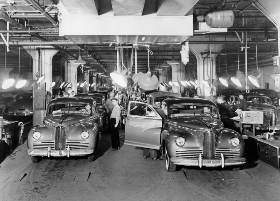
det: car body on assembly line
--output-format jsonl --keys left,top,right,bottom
{"left": 27, "top": 97, "right": 102, "bottom": 163}
{"left": 124, "top": 97, "right": 246, "bottom": 171}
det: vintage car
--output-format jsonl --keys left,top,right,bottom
{"left": 125, "top": 97, "right": 246, "bottom": 171}
{"left": 229, "top": 93, "right": 278, "bottom": 131}
{"left": 27, "top": 97, "right": 102, "bottom": 163}
{"left": 75, "top": 93, "right": 108, "bottom": 131}
{"left": 5, "top": 92, "right": 33, "bottom": 122}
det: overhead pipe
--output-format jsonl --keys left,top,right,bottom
{"left": 24, "top": 0, "right": 58, "bottom": 27}
{"left": 0, "top": 11, "right": 24, "bottom": 29}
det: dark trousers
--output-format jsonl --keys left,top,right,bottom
{"left": 110, "top": 118, "right": 120, "bottom": 149}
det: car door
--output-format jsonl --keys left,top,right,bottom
{"left": 124, "top": 101, "right": 162, "bottom": 150}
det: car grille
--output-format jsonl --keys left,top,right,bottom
{"left": 33, "top": 141, "right": 55, "bottom": 150}
{"left": 66, "top": 141, "right": 90, "bottom": 149}
{"left": 55, "top": 126, "right": 66, "bottom": 150}
{"left": 215, "top": 148, "right": 240, "bottom": 158}
{"left": 203, "top": 130, "right": 215, "bottom": 159}
{"left": 176, "top": 149, "right": 203, "bottom": 158}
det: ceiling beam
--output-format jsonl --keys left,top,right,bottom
{"left": 111, "top": 0, "right": 145, "bottom": 15}
{"left": 157, "top": 0, "right": 198, "bottom": 16}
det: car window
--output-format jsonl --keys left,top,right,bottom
{"left": 48, "top": 102, "right": 92, "bottom": 116}
{"left": 145, "top": 106, "right": 157, "bottom": 117}
{"left": 129, "top": 102, "right": 146, "bottom": 116}
{"left": 169, "top": 103, "right": 218, "bottom": 118}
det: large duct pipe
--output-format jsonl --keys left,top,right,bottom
{"left": 24, "top": 0, "right": 58, "bottom": 27}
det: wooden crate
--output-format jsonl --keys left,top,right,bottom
{"left": 249, "top": 135, "right": 280, "bottom": 169}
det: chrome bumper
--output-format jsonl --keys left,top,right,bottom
{"left": 28, "top": 146, "right": 93, "bottom": 157}
{"left": 171, "top": 154, "right": 246, "bottom": 168}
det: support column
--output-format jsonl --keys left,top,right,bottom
{"left": 190, "top": 44, "right": 223, "bottom": 98}
{"left": 169, "top": 62, "right": 185, "bottom": 93}
{"left": 84, "top": 71, "right": 89, "bottom": 92}
{"left": 24, "top": 47, "right": 58, "bottom": 126}
{"left": 40, "top": 49, "right": 58, "bottom": 93}
{"left": 65, "top": 60, "right": 79, "bottom": 94}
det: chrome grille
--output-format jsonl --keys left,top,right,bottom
{"left": 33, "top": 141, "right": 55, "bottom": 150}
{"left": 216, "top": 148, "right": 240, "bottom": 158}
{"left": 203, "top": 131, "right": 215, "bottom": 159}
{"left": 176, "top": 149, "right": 203, "bottom": 158}
{"left": 55, "top": 126, "right": 66, "bottom": 150}
{"left": 66, "top": 141, "right": 90, "bottom": 149}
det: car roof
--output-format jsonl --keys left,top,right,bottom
{"left": 163, "top": 97, "right": 216, "bottom": 106}
{"left": 148, "top": 91, "right": 181, "bottom": 98}
{"left": 76, "top": 93, "right": 104, "bottom": 97}
{"left": 50, "top": 97, "right": 93, "bottom": 104}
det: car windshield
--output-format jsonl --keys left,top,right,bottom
{"left": 48, "top": 101, "right": 92, "bottom": 116}
{"left": 168, "top": 103, "right": 219, "bottom": 118}
{"left": 247, "top": 96, "right": 272, "bottom": 105}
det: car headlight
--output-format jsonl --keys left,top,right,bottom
{"left": 175, "top": 137, "right": 185, "bottom": 146}
{"left": 230, "top": 137, "right": 240, "bottom": 146}
{"left": 81, "top": 131, "right": 89, "bottom": 139}
{"left": 33, "top": 131, "right": 41, "bottom": 140}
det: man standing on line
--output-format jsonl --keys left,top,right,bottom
{"left": 105, "top": 91, "right": 115, "bottom": 130}
{"left": 110, "top": 97, "right": 121, "bottom": 150}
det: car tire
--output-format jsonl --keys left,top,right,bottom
{"left": 165, "top": 146, "right": 176, "bottom": 172}
{"left": 149, "top": 149, "right": 161, "bottom": 160}
{"left": 31, "top": 156, "right": 41, "bottom": 163}
{"left": 88, "top": 154, "right": 95, "bottom": 162}
{"left": 143, "top": 148, "right": 150, "bottom": 158}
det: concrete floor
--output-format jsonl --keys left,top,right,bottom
{"left": 0, "top": 132, "right": 280, "bottom": 201}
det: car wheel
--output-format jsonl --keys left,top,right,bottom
{"left": 31, "top": 156, "right": 41, "bottom": 163}
{"left": 88, "top": 154, "right": 95, "bottom": 162}
{"left": 143, "top": 148, "right": 150, "bottom": 158}
{"left": 165, "top": 146, "right": 176, "bottom": 172}
{"left": 149, "top": 149, "right": 161, "bottom": 160}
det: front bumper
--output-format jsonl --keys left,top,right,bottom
{"left": 28, "top": 147, "right": 93, "bottom": 157}
{"left": 171, "top": 154, "right": 246, "bottom": 168}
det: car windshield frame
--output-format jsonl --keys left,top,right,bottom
{"left": 167, "top": 102, "right": 219, "bottom": 119}
{"left": 48, "top": 101, "right": 93, "bottom": 116}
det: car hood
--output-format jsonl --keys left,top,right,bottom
{"left": 169, "top": 116, "right": 222, "bottom": 130}
{"left": 44, "top": 115, "right": 92, "bottom": 127}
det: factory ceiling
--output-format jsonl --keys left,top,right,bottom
{"left": 0, "top": 0, "right": 279, "bottom": 78}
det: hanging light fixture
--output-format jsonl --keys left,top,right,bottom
{"left": 168, "top": 81, "right": 173, "bottom": 86}
{"left": 110, "top": 71, "right": 127, "bottom": 88}
{"left": 2, "top": 47, "right": 15, "bottom": 89}
{"left": 219, "top": 77, "right": 229, "bottom": 87}
{"left": 248, "top": 43, "right": 261, "bottom": 88}
{"left": 173, "top": 81, "right": 179, "bottom": 87}
{"left": 15, "top": 47, "right": 27, "bottom": 89}
{"left": 231, "top": 76, "right": 242, "bottom": 87}
{"left": 37, "top": 75, "right": 45, "bottom": 83}
{"left": 74, "top": 47, "right": 86, "bottom": 65}
{"left": 248, "top": 75, "right": 260, "bottom": 88}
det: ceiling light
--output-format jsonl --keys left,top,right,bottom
{"left": 60, "top": 82, "right": 65, "bottom": 88}
{"left": 2, "top": 78, "right": 15, "bottom": 89}
{"left": 15, "top": 79, "right": 27, "bottom": 89}
{"left": 37, "top": 75, "right": 45, "bottom": 83}
{"left": 219, "top": 77, "right": 229, "bottom": 87}
{"left": 174, "top": 81, "right": 179, "bottom": 87}
{"left": 180, "top": 81, "right": 186, "bottom": 86}
{"left": 110, "top": 71, "right": 127, "bottom": 88}
{"left": 248, "top": 75, "right": 260, "bottom": 88}
{"left": 231, "top": 76, "right": 242, "bottom": 87}
{"left": 52, "top": 82, "right": 56, "bottom": 88}
{"left": 169, "top": 81, "right": 173, "bottom": 86}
